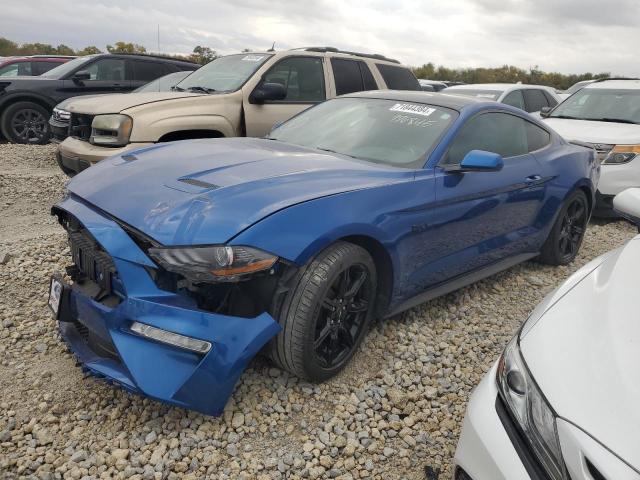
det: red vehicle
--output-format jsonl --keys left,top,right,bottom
{"left": 0, "top": 55, "right": 75, "bottom": 77}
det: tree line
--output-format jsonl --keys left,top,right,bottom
{"left": 0, "top": 37, "right": 615, "bottom": 88}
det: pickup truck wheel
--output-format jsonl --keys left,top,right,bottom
{"left": 1, "top": 101, "right": 51, "bottom": 145}
{"left": 269, "top": 242, "right": 377, "bottom": 381}
{"left": 538, "top": 190, "right": 588, "bottom": 265}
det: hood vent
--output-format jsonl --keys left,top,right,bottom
{"left": 178, "top": 178, "right": 219, "bottom": 189}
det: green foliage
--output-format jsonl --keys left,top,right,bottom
{"left": 76, "top": 46, "right": 102, "bottom": 56}
{"left": 413, "top": 62, "right": 611, "bottom": 90}
{"left": 189, "top": 45, "right": 217, "bottom": 65}
{"left": 0, "top": 37, "right": 19, "bottom": 56}
{"left": 106, "top": 42, "right": 147, "bottom": 54}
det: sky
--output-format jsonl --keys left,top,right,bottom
{"left": 2, "top": 0, "right": 639, "bottom": 76}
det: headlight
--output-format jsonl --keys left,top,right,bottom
{"left": 52, "top": 107, "right": 70, "bottom": 121}
{"left": 148, "top": 245, "right": 277, "bottom": 283}
{"left": 497, "top": 336, "right": 567, "bottom": 479}
{"left": 90, "top": 114, "right": 133, "bottom": 147}
{"left": 602, "top": 145, "right": 640, "bottom": 164}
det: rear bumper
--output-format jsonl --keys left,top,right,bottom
{"left": 52, "top": 195, "right": 281, "bottom": 416}
{"left": 57, "top": 137, "right": 152, "bottom": 175}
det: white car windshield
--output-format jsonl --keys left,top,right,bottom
{"left": 268, "top": 97, "right": 457, "bottom": 168}
{"left": 443, "top": 88, "right": 502, "bottom": 100}
{"left": 550, "top": 88, "right": 640, "bottom": 124}
{"left": 174, "top": 53, "right": 272, "bottom": 93}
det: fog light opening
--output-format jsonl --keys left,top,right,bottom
{"left": 130, "top": 321, "right": 212, "bottom": 353}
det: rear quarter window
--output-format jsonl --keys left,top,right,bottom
{"left": 375, "top": 64, "right": 421, "bottom": 91}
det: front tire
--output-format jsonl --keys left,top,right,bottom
{"left": 270, "top": 242, "right": 377, "bottom": 381}
{"left": 538, "top": 190, "right": 589, "bottom": 265}
{"left": 1, "top": 101, "right": 51, "bottom": 144}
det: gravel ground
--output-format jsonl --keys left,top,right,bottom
{"left": 0, "top": 144, "right": 636, "bottom": 480}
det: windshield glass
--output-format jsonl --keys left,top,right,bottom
{"left": 550, "top": 88, "right": 640, "bottom": 124}
{"left": 268, "top": 98, "right": 457, "bottom": 168}
{"left": 565, "top": 80, "right": 594, "bottom": 95}
{"left": 135, "top": 71, "right": 192, "bottom": 92}
{"left": 175, "top": 53, "right": 272, "bottom": 92}
{"left": 443, "top": 88, "right": 502, "bottom": 100}
{"left": 40, "top": 55, "right": 94, "bottom": 79}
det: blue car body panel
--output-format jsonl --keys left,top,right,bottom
{"left": 53, "top": 92, "right": 599, "bottom": 415}
{"left": 54, "top": 195, "right": 281, "bottom": 416}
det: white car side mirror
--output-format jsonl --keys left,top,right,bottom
{"left": 613, "top": 188, "right": 640, "bottom": 229}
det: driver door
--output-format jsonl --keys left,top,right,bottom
{"left": 242, "top": 56, "right": 328, "bottom": 137}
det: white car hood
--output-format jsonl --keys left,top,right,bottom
{"left": 543, "top": 118, "right": 640, "bottom": 144}
{"left": 521, "top": 235, "right": 640, "bottom": 471}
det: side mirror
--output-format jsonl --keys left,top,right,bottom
{"left": 613, "top": 188, "right": 640, "bottom": 230}
{"left": 455, "top": 150, "right": 504, "bottom": 172}
{"left": 540, "top": 106, "right": 552, "bottom": 117}
{"left": 251, "top": 82, "right": 287, "bottom": 103}
{"left": 72, "top": 70, "right": 91, "bottom": 82}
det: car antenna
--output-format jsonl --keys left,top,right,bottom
{"left": 268, "top": 42, "right": 275, "bottom": 52}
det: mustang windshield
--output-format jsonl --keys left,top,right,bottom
{"left": 269, "top": 98, "right": 457, "bottom": 168}
{"left": 175, "top": 53, "right": 272, "bottom": 92}
{"left": 550, "top": 88, "right": 640, "bottom": 124}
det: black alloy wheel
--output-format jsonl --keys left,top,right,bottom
{"left": 313, "top": 263, "right": 372, "bottom": 368}
{"left": 1, "top": 101, "right": 51, "bottom": 144}
{"left": 538, "top": 189, "right": 589, "bottom": 265}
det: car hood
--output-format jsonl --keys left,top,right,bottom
{"left": 66, "top": 137, "right": 413, "bottom": 247}
{"left": 520, "top": 235, "right": 640, "bottom": 470}
{"left": 66, "top": 91, "right": 206, "bottom": 115}
{"left": 543, "top": 118, "right": 640, "bottom": 144}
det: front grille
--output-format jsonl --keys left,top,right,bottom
{"left": 69, "top": 113, "right": 94, "bottom": 141}
{"left": 67, "top": 228, "right": 116, "bottom": 296}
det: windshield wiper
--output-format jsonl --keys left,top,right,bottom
{"left": 585, "top": 117, "right": 638, "bottom": 125}
{"left": 170, "top": 85, "right": 185, "bottom": 91}
{"left": 187, "top": 86, "right": 215, "bottom": 94}
{"left": 316, "top": 147, "right": 357, "bottom": 158}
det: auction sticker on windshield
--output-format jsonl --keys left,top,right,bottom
{"left": 48, "top": 276, "right": 63, "bottom": 317}
{"left": 389, "top": 103, "right": 436, "bottom": 116}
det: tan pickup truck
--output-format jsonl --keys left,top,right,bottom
{"left": 56, "top": 47, "right": 420, "bottom": 176}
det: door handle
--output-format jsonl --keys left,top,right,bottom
{"left": 525, "top": 175, "right": 542, "bottom": 183}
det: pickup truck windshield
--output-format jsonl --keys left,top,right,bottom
{"left": 550, "top": 88, "right": 640, "bottom": 124}
{"left": 175, "top": 53, "right": 272, "bottom": 92}
{"left": 268, "top": 97, "right": 457, "bottom": 168}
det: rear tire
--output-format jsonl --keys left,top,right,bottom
{"left": 269, "top": 242, "right": 377, "bottom": 381}
{"left": 538, "top": 190, "right": 589, "bottom": 265}
{"left": 1, "top": 101, "right": 51, "bottom": 145}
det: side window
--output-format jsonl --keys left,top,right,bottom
{"left": 542, "top": 90, "right": 559, "bottom": 107}
{"left": 131, "top": 60, "right": 168, "bottom": 82}
{"left": 375, "top": 64, "right": 421, "bottom": 91}
{"left": 525, "top": 122, "right": 551, "bottom": 152}
{"left": 331, "top": 58, "right": 363, "bottom": 95}
{"left": 360, "top": 63, "right": 377, "bottom": 90}
{"left": 502, "top": 90, "right": 525, "bottom": 110}
{"left": 32, "top": 61, "right": 61, "bottom": 75}
{"left": 0, "top": 63, "right": 20, "bottom": 77}
{"left": 262, "top": 57, "right": 325, "bottom": 102}
{"left": 522, "top": 89, "right": 548, "bottom": 112}
{"left": 85, "top": 58, "right": 126, "bottom": 81}
{"left": 444, "top": 112, "right": 529, "bottom": 165}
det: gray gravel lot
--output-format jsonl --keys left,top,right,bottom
{"left": 0, "top": 144, "right": 636, "bottom": 480}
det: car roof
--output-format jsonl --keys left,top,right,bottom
{"left": 445, "top": 83, "right": 554, "bottom": 92}
{"left": 584, "top": 79, "right": 640, "bottom": 90}
{"left": 344, "top": 90, "right": 490, "bottom": 110}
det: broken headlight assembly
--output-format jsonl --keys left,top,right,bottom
{"left": 148, "top": 245, "right": 278, "bottom": 283}
{"left": 90, "top": 114, "right": 133, "bottom": 147}
{"left": 497, "top": 336, "right": 568, "bottom": 480}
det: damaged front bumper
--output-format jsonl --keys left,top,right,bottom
{"left": 51, "top": 195, "right": 281, "bottom": 416}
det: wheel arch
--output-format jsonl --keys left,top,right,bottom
{"left": 0, "top": 93, "right": 56, "bottom": 115}
{"left": 339, "top": 234, "right": 394, "bottom": 317}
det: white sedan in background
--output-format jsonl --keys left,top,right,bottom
{"left": 443, "top": 83, "right": 561, "bottom": 113}
{"left": 541, "top": 79, "right": 640, "bottom": 216}
{"left": 454, "top": 188, "right": 640, "bottom": 480}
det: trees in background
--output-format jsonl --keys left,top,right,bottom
{"left": 189, "top": 46, "right": 217, "bottom": 65}
{"left": 106, "top": 42, "right": 146, "bottom": 54}
{"left": 413, "top": 62, "right": 611, "bottom": 90}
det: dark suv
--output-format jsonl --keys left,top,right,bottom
{"left": 0, "top": 53, "right": 198, "bottom": 144}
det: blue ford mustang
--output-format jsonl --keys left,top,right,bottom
{"left": 49, "top": 91, "right": 599, "bottom": 415}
